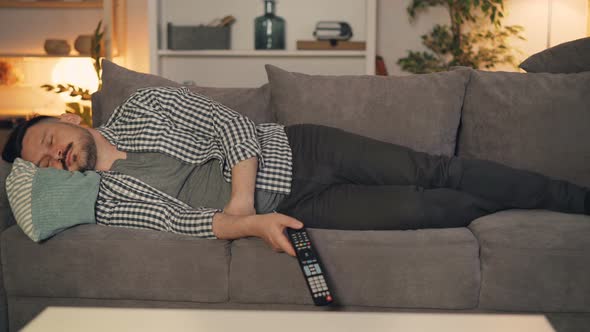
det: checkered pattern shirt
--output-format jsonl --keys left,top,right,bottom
{"left": 95, "top": 86, "right": 293, "bottom": 238}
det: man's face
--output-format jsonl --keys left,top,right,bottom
{"left": 21, "top": 119, "right": 97, "bottom": 171}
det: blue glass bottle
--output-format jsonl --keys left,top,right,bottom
{"left": 254, "top": 0, "right": 285, "bottom": 50}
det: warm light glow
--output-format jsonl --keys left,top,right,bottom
{"left": 51, "top": 58, "right": 99, "bottom": 100}
{"left": 548, "top": 0, "right": 589, "bottom": 46}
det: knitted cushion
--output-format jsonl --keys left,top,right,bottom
{"left": 5, "top": 158, "right": 99, "bottom": 242}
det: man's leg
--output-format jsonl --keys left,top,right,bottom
{"left": 277, "top": 184, "right": 504, "bottom": 230}
{"left": 284, "top": 124, "right": 589, "bottom": 215}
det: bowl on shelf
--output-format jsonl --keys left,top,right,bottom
{"left": 74, "top": 35, "right": 93, "bottom": 55}
{"left": 44, "top": 39, "right": 71, "bottom": 56}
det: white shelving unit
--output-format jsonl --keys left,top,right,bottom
{"left": 148, "top": 0, "right": 376, "bottom": 88}
{"left": 157, "top": 50, "right": 367, "bottom": 57}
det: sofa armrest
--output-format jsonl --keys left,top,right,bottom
{"left": 1, "top": 161, "right": 13, "bottom": 332}
{"left": 0, "top": 224, "right": 8, "bottom": 332}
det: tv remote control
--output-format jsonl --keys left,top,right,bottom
{"left": 286, "top": 227, "right": 334, "bottom": 306}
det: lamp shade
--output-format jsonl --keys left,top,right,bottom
{"left": 51, "top": 58, "right": 99, "bottom": 98}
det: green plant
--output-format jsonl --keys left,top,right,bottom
{"left": 41, "top": 83, "right": 92, "bottom": 100}
{"left": 398, "top": 0, "right": 525, "bottom": 73}
{"left": 41, "top": 20, "right": 104, "bottom": 126}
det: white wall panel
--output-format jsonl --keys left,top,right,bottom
{"left": 161, "top": 56, "right": 366, "bottom": 87}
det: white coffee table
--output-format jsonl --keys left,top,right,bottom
{"left": 22, "top": 307, "right": 555, "bottom": 332}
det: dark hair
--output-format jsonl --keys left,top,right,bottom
{"left": 2, "top": 116, "right": 56, "bottom": 163}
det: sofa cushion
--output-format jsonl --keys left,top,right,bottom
{"left": 266, "top": 65, "right": 472, "bottom": 156}
{"left": 520, "top": 37, "right": 590, "bottom": 74}
{"left": 1, "top": 224, "right": 230, "bottom": 303}
{"left": 93, "top": 60, "right": 275, "bottom": 127}
{"left": 230, "top": 228, "right": 480, "bottom": 309}
{"left": 457, "top": 70, "right": 590, "bottom": 187}
{"left": 469, "top": 210, "right": 590, "bottom": 312}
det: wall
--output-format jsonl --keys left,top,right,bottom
{"left": 1, "top": 0, "right": 588, "bottom": 81}
{"left": 379, "top": 0, "right": 589, "bottom": 75}
{"left": 123, "top": 0, "right": 149, "bottom": 73}
{"left": 123, "top": 0, "right": 588, "bottom": 77}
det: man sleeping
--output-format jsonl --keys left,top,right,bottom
{"left": 3, "top": 87, "right": 589, "bottom": 255}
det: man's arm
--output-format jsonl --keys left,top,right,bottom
{"left": 224, "top": 157, "right": 258, "bottom": 216}
{"left": 98, "top": 172, "right": 302, "bottom": 256}
{"left": 107, "top": 87, "right": 265, "bottom": 172}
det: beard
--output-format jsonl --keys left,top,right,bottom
{"left": 73, "top": 128, "right": 97, "bottom": 171}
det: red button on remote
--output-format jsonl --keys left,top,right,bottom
{"left": 326, "top": 295, "right": 332, "bottom": 301}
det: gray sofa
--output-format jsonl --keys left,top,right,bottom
{"left": 1, "top": 59, "right": 589, "bottom": 332}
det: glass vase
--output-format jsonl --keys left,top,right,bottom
{"left": 254, "top": 0, "right": 285, "bottom": 50}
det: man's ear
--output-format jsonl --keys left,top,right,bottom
{"left": 59, "top": 113, "right": 82, "bottom": 125}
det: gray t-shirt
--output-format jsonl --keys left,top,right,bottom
{"left": 110, "top": 152, "right": 286, "bottom": 214}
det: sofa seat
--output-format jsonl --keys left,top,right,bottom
{"left": 0, "top": 224, "right": 231, "bottom": 303}
{"left": 230, "top": 228, "right": 481, "bottom": 309}
{"left": 469, "top": 210, "right": 590, "bottom": 312}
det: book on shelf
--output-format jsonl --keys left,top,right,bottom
{"left": 314, "top": 30, "right": 345, "bottom": 39}
{"left": 316, "top": 22, "right": 344, "bottom": 30}
{"left": 297, "top": 40, "right": 366, "bottom": 51}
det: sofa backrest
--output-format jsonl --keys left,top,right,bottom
{"left": 92, "top": 60, "right": 276, "bottom": 127}
{"left": 457, "top": 70, "right": 590, "bottom": 187}
{"left": 265, "top": 65, "right": 472, "bottom": 157}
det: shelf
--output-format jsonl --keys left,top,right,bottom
{"left": 0, "top": 53, "right": 91, "bottom": 58}
{"left": 148, "top": 0, "right": 377, "bottom": 85}
{"left": 0, "top": 109, "right": 35, "bottom": 117}
{"left": 157, "top": 50, "right": 367, "bottom": 58}
{"left": 0, "top": 0, "right": 102, "bottom": 8}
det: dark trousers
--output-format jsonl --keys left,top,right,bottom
{"left": 275, "top": 124, "right": 588, "bottom": 230}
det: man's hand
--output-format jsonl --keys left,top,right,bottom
{"left": 250, "top": 213, "right": 304, "bottom": 257}
{"left": 212, "top": 212, "right": 304, "bottom": 257}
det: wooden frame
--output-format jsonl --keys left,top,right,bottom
{"left": 0, "top": 0, "right": 102, "bottom": 8}
{"left": 0, "top": 0, "right": 124, "bottom": 59}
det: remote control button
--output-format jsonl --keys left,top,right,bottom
{"left": 314, "top": 264, "right": 322, "bottom": 273}
{"left": 326, "top": 295, "right": 332, "bottom": 301}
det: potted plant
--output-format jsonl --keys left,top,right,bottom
{"left": 398, "top": 0, "right": 525, "bottom": 73}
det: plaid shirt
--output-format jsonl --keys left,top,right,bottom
{"left": 95, "top": 87, "right": 293, "bottom": 238}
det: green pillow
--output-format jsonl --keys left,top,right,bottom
{"left": 5, "top": 158, "right": 99, "bottom": 242}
